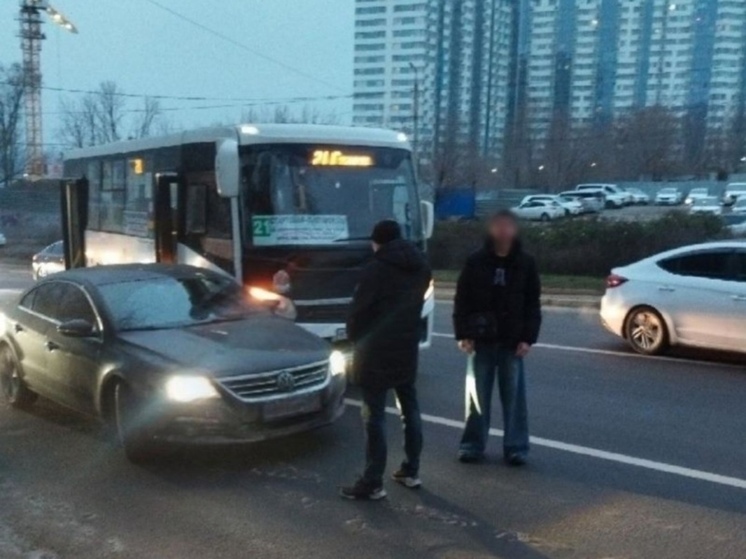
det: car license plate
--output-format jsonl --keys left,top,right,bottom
{"left": 263, "top": 394, "right": 322, "bottom": 421}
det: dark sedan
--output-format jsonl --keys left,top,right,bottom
{"left": 0, "top": 264, "right": 346, "bottom": 462}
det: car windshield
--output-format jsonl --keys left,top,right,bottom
{"left": 241, "top": 144, "right": 419, "bottom": 245}
{"left": 99, "top": 275, "right": 263, "bottom": 332}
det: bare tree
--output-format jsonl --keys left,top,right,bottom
{"left": 0, "top": 63, "right": 25, "bottom": 186}
{"left": 240, "top": 104, "right": 340, "bottom": 125}
{"left": 58, "top": 81, "right": 163, "bottom": 148}
{"left": 132, "top": 97, "right": 161, "bottom": 139}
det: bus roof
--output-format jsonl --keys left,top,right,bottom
{"left": 64, "top": 124, "right": 412, "bottom": 161}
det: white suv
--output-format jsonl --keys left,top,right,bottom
{"left": 576, "top": 184, "right": 628, "bottom": 208}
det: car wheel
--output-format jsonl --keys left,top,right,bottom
{"left": 0, "top": 345, "right": 37, "bottom": 409}
{"left": 114, "top": 382, "right": 155, "bottom": 463}
{"left": 624, "top": 306, "right": 669, "bottom": 356}
{"left": 540, "top": 213, "right": 550, "bottom": 222}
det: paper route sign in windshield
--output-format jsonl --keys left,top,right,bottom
{"left": 252, "top": 215, "right": 350, "bottom": 246}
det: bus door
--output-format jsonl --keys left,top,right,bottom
{"left": 153, "top": 173, "right": 182, "bottom": 264}
{"left": 60, "top": 178, "right": 88, "bottom": 270}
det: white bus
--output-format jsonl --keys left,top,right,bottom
{"left": 62, "top": 124, "right": 435, "bottom": 347}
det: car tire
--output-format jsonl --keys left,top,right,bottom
{"left": 0, "top": 345, "right": 37, "bottom": 409}
{"left": 624, "top": 306, "right": 669, "bottom": 356}
{"left": 114, "top": 382, "right": 155, "bottom": 464}
{"left": 540, "top": 213, "right": 550, "bottom": 222}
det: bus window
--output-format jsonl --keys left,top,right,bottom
{"left": 185, "top": 184, "right": 208, "bottom": 235}
{"left": 87, "top": 161, "right": 101, "bottom": 230}
{"left": 100, "top": 160, "right": 126, "bottom": 233}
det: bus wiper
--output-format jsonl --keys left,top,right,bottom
{"left": 333, "top": 236, "right": 371, "bottom": 243}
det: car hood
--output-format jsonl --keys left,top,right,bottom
{"left": 117, "top": 316, "right": 330, "bottom": 378}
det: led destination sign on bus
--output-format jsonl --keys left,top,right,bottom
{"left": 311, "top": 150, "right": 374, "bottom": 167}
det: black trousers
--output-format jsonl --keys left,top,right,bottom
{"left": 360, "top": 381, "right": 423, "bottom": 486}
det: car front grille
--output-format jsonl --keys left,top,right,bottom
{"left": 219, "top": 361, "right": 329, "bottom": 402}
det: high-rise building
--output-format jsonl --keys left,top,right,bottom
{"left": 512, "top": 0, "right": 746, "bottom": 157}
{"left": 352, "top": 0, "right": 746, "bottom": 165}
{"left": 352, "top": 1, "right": 429, "bottom": 136}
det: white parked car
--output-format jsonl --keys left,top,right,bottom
{"left": 521, "top": 194, "right": 583, "bottom": 216}
{"left": 625, "top": 188, "right": 651, "bottom": 205}
{"left": 689, "top": 196, "right": 722, "bottom": 216}
{"left": 731, "top": 197, "right": 746, "bottom": 215}
{"left": 723, "top": 183, "right": 746, "bottom": 205}
{"left": 601, "top": 242, "right": 746, "bottom": 355}
{"left": 685, "top": 187, "right": 710, "bottom": 205}
{"left": 576, "top": 183, "right": 630, "bottom": 208}
{"left": 560, "top": 190, "right": 605, "bottom": 213}
{"left": 655, "top": 187, "right": 683, "bottom": 205}
{"left": 512, "top": 199, "right": 565, "bottom": 221}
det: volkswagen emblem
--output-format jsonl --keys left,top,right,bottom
{"left": 276, "top": 371, "right": 295, "bottom": 392}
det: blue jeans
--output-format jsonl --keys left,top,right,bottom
{"left": 460, "top": 343, "right": 529, "bottom": 458}
{"left": 361, "top": 382, "right": 423, "bottom": 486}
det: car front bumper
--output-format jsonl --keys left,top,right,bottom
{"left": 148, "top": 375, "right": 347, "bottom": 445}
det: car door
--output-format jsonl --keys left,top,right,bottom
{"left": 43, "top": 283, "right": 102, "bottom": 414}
{"left": 726, "top": 249, "right": 746, "bottom": 347}
{"left": 11, "top": 286, "right": 55, "bottom": 395}
{"left": 657, "top": 249, "right": 738, "bottom": 350}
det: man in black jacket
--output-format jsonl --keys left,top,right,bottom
{"left": 341, "top": 220, "right": 432, "bottom": 500}
{"left": 453, "top": 210, "right": 541, "bottom": 466}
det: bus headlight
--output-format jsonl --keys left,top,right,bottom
{"left": 165, "top": 375, "right": 219, "bottom": 403}
{"left": 248, "top": 286, "right": 298, "bottom": 320}
{"left": 329, "top": 350, "right": 347, "bottom": 377}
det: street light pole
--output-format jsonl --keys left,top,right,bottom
{"left": 409, "top": 62, "right": 420, "bottom": 166}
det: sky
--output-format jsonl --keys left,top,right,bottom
{"left": 1, "top": 0, "right": 354, "bottom": 151}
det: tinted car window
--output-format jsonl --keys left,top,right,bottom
{"left": 31, "top": 283, "right": 67, "bottom": 318}
{"left": 99, "top": 275, "right": 264, "bottom": 331}
{"left": 19, "top": 290, "right": 36, "bottom": 310}
{"left": 659, "top": 251, "right": 733, "bottom": 280}
{"left": 734, "top": 252, "right": 746, "bottom": 283}
{"left": 56, "top": 284, "right": 98, "bottom": 325}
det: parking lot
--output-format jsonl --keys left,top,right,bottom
{"left": 1, "top": 264, "right": 745, "bottom": 559}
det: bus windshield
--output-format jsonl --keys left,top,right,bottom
{"left": 241, "top": 144, "right": 419, "bottom": 246}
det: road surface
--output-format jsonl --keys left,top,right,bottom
{"left": 0, "top": 265, "right": 744, "bottom": 558}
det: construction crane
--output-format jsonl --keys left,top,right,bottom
{"left": 18, "top": 0, "right": 78, "bottom": 179}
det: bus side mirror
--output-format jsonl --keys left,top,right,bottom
{"left": 215, "top": 138, "right": 240, "bottom": 197}
{"left": 421, "top": 200, "right": 434, "bottom": 239}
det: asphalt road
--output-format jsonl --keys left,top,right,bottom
{"left": 1, "top": 264, "right": 745, "bottom": 559}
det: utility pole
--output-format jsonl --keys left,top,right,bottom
{"left": 18, "top": 0, "right": 77, "bottom": 179}
{"left": 409, "top": 62, "right": 420, "bottom": 168}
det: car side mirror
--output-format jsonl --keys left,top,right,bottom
{"left": 57, "top": 319, "right": 96, "bottom": 338}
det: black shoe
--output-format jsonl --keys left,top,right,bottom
{"left": 506, "top": 452, "right": 527, "bottom": 466}
{"left": 392, "top": 469, "right": 422, "bottom": 489}
{"left": 458, "top": 451, "right": 484, "bottom": 464}
{"left": 340, "top": 479, "right": 387, "bottom": 501}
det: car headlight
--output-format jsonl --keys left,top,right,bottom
{"left": 248, "top": 286, "right": 297, "bottom": 320}
{"left": 165, "top": 375, "right": 219, "bottom": 403}
{"left": 329, "top": 350, "right": 347, "bottom": 377}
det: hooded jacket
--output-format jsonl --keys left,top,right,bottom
{"left": 347, "top": 239, "right": 432, "bottom": 389}
{"left": 453, "top": 239, "right": 542, "bottom": 347}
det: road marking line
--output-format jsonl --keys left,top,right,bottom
{"left": 344, "top": 398, "right": 746, "bottom": 490}
{"left": 431, "top": 333, "right": 744, "bottom": 370}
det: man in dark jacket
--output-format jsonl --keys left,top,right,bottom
{"left": 341, "top": 220, "right": 432, "bottom": 500}
{"left": 453, "top": 210, "right": 541, "bottom": 466}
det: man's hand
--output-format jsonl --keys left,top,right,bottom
{"left": 457, "top": 339, "right": 475, "bottom": 354}
{"left": 515, "top": 342, "right": 531, "bottom": 358}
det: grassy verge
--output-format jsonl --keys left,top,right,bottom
{"left": 433, "top": 270, "right": 603, "bottom": 294}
